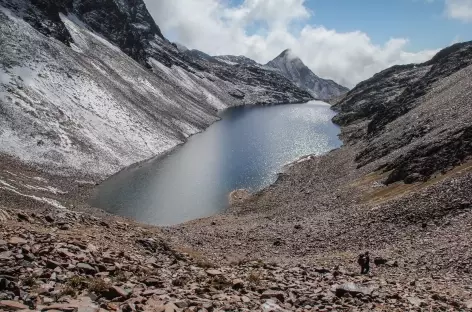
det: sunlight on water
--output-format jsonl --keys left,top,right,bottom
{"left": 91, "top": 101, "right": 341, "bottom": 225}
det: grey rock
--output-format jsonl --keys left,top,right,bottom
{"left": 335, "top": 283, "right": 375, "bottom": 297}
{"left": 0, "top": 300, "right": 29, "bottom": 310}
{"left": 77, "top": 263, "right": 97, "bottom": 274}
{"left": 266, "top": 49, "right": 348, "bottom": 100}
{"left": 261, "top": 290, "right": 286, "bottom": 302}
{"left": 205, "top": 269, "right": 222, "bottom": 276}
{"left": 8, "top": 237, "right": 27, "bottom": 245}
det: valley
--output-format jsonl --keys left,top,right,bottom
{"left": 0, "top": 0, "right": 471, "bottom": 311}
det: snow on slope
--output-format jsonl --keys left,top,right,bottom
{"left": 0, "top": 0, "right": 313, "bottom": 180}
{"left": 0, "top": 8, "right": 230, "bottom": 178}
{"left": 266, "top": 49, "right": 349, "bottom": 100}
{"left": 214, "top": 55, "right": 258, "bottom": 67}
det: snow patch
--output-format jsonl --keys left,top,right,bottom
{"left": 0, "top": 179, "right": 17, "bottom": 189}
{"left": 0, "top": 186, "right": 66, "bottom": 209}
{"left": 24, "top": 184, "right": 67, "bottom": 195}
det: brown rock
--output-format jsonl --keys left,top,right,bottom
{"left": 141, "top": 289, "right": 166, "bottom": 296}
{"left": 8, "top": 237, "right": 27, "bottom": 245}
{"left": 205, "top": 269, "right": 222, "bottom": 276}
{"left": 407, "top": 297, "right": 425, "bottom": 307}
{"left": 17, "top": 212, "right": 30, "bottom": 222}
{"left": 142, "top": 278, "right": 162, "bottom": 287}
{"left": 465, "top": 299, "right": 472, "bottom": 309}
{"left": 173, "top": 301, "right": 188, "bottom": 308}
{"left": 261, "top": 290, "right": 285, "bottom": 302}
{"left": 0, "top": 300, "right": 29, "bottom": 310}
{"left": 0, "top": 251, "right": 12, "bottom": 260}
{"left": 232, "top": 279, "right": 244, "bottom": 290}
{"left": 335, "top": 283, "right": 375, "bottom": 297}
{"left": 77, "top": 263, "right": 97, "bottom": 274}
{"left": 46, "top": 260, "right": 62, "bottom": 269}
{"left": 164, "top": 303, "right": 179, "bottom": 312}
{"left": 104, "top": 286, "right": 128, "bottom": 300}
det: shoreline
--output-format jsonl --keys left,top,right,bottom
{"left": 0, "top": 99, "right": 319, "bottom": 221}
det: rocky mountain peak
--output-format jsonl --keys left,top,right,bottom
{"left": 279, "top": 48, "right": 293, "bottom": 57}
{"left": 0, "top": 0, "right": 166, "bottom": 66}
{"left": 266, "top": 49, "right": 348, "bottom": 100}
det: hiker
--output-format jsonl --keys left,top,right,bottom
{"left": 358, "top": 251, "right": 370, "bottom": 274}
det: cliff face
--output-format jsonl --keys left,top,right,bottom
{"left": 266, "top": 49, "right": 349, "bottom": 100}
{"left": 332, "top": 41, "right": 472, "bottom": 184}
{"left": 0, "top": 0, "right": 312, "bottom": 178}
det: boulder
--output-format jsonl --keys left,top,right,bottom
{"left": 334, "top": 283, "right": 375, "bottom": 297}
{"left": 407, "top": 296, "right": 425, "bottom": 307}
{"left": 0, "top": 300, "right": 29, "bottom": 310}
{"left": 374, "top": 257, "right": 388, "bottom": 266}
{"left": 77, "top": 263, "right": 97, "bottom": 274}
{"left": 232, "top": 279, "right": 244, "bottom": 290}
{"left": 102, "top": 286, "right": 128, "bottom": 300}
{"left": 205, "top": 269, "right": 222, "bottom": 276}
{"left": 261, "top": 290, "right": 285, "bottom": 302}
{"left": 8, "top": 237, "right": 27, "bottom": 245}
{"left": 261, "top": 299, "right": 289, "bottom": 312}
{"left": 465, "top": 299, "right": 472, "bottom": 309}
{"left": 142, "top": 278, "right": 163, "bottom": 287}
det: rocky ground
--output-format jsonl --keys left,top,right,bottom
{"left": 1, "top": 14, "right": 472, "bottom": 311}
{"left": 2, "top": 204, "right": 471, "bottom": 312}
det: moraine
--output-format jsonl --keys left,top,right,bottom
{"left": 90, "top": 101, "right": 341, "bottom": 225}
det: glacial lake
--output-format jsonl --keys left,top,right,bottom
{"left": 90, "top": 101, "right": 341, "bottom": 225}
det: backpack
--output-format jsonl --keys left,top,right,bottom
{"left": 357, "top": 254, "right": 365, "bottom": 266}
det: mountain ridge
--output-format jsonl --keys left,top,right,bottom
{"left": 0, "top": 0, "right": 312, "bottom": 178}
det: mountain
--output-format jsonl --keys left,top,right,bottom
{"left": 266, "top": 49, "right": 349, "bottom": 100}
{"left": 214, "top": 55, "right": 258, "bottom": 67}
{"left": 0, "top": 0, "right": 312, "bottom": 178}
{"left": 173, "top": 42, "right": 189, "bottom": 53}
{"left": 332, "top": 40, "right": 472, "bottom": 184}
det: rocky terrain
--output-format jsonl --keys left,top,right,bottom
{"left": 163, "top": 42, "right": 472, "bottom": 310}
{"left": 333, "top": 41, "right": 472, "bottom": 184}
{"left": 266, "top": 49, "right": 349, "bottom": 101}
{"left": 0, "top": 0, "right": 312, "bottom": 178}
{"left": 1, "top": 0, "right": 472, "bottom": 311}
{"left": 2, "top": 197, "right": 472, "bottom": 312}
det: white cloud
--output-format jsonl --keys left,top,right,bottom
{"left": 445, "top": 0, "right": 472, "bottom": 22}
{"left": 144, "top": 0, "right": 438, "bottom": 88}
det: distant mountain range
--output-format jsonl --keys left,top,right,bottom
{"left": 202, "top": 47, "right": 349, "bottom": 100}
{"left": 266, "top": 49, "right": 349, "bottom": 100}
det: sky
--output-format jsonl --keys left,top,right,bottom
{"left": 143, "top": 0, "right": 471, "bottom": 87}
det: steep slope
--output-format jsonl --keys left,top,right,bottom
{"left": 266, "top": 49, "right": 349, "bottom": 100}
{"left": 332, "top": 41, "right": 472, "bottom": 184}
{"left": 0, "top": 0, "right": 312, "bottom": 178}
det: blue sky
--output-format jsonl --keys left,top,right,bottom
{"left": 235, "top": 0, "right": 470, "bottom": 52}
{"left": 146, "top": 0, "right": 471, "bottom": 87}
